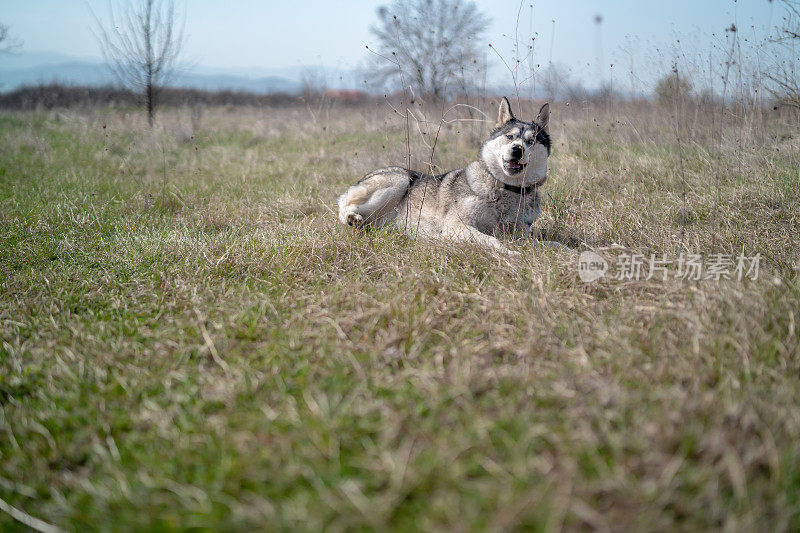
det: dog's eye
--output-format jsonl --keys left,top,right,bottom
{"left": 505, "top": 134, "right": 513, "bottom": 140}
{"left": 525, "top": 138, "right": 534, "bottom": 145}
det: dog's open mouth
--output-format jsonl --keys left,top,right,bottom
{"left": 503, "top": 158, "right": 525, "bottom": 174}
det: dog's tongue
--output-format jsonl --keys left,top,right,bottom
{"left": 508, "top": 160, "right": 521, "bottom": 169}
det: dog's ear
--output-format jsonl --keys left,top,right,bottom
{"left": 536, "top": 103, "right": 550, "bottom": 131}
{"left": 496, "top": 97, "right": 514, "bottom": 128}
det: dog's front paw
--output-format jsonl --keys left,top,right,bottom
{"left": 346, "top": 212, "right": 364, "bottom": 227}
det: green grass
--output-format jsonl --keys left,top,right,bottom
{"left": 1, "top": 103, "right": 799, "bottom": 531}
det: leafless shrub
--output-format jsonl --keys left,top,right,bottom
{"left": 590, "top": 81, "right": 619, "bottom": 105}
{"left": 300, "top": 68, "right": 328, "bottom": 103}
{"left": 540, "top": 63, "right": 572, "bottom": 102}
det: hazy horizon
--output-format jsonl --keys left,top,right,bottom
{"left": 2, "top": 1, "right": 782, "bottom": 93}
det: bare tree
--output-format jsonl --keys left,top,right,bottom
{"left": 94, "top": 0, "right": 185, "bottom": 126}
{"left": 766, "top": 0, "right": 800, "bottom": 109}
{"left": 300, "top": 67, "right": 328, "bottom": 102}
{"left": 370, "top": 0, "right": 489, "bottom": 100}
{"left": 0, "top": 23, "right": 22, "bottom": 54}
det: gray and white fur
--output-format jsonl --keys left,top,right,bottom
{"left": 337, "top": 97, "right": 551, "bottom": 252}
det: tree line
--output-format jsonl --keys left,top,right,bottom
{"left": 2, "top": 0, "right": 799, "bottom": 120}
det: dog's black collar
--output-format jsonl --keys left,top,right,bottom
{"left": 499, "top": 181, "right": 536, "bottom": 195}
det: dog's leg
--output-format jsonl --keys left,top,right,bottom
{"left": 337, "top": 169, "right": 409, "bottom": 228}
{"left": 338, "top": 195, "right": 364, "bottom": 226}
{"left": 338, "top": 188, "right": 367, "bottom": 226}
{"left": 442, "top": 222, "right": 519, "bottom": 256}
{"left": 535, "top": 240, "right": 577, "bottom": 253}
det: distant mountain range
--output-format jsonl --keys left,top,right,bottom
{"left": 0, "top": 51, "right": 361, "bottom": 94}
{"left": 2, "top": 50, "right": 618, "bottom": 100}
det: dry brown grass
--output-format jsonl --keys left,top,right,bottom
{"left": 0, "top": 99, "right": 798, "bottom": 531}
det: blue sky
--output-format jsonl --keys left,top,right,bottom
{"left": 2, "top": 0, "right": 780, "bottom": 89}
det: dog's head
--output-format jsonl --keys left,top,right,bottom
{"left": 480, "top": 97, "right": 551, "bottom": 188}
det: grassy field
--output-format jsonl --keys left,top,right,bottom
{"left": 1, "top": 99, "right": 799, "bottom": 531}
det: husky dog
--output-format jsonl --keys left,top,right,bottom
{"left": 337, "top": 97, "right": 551, "bottom": 252}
